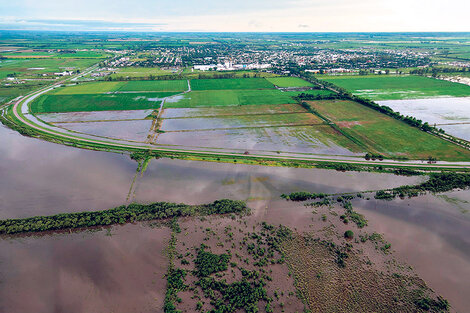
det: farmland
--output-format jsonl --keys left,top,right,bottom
{"left": 31, "top": 93, "right": 175, "bottom": 113}
{"left": 22, "top": 75, "right": 470, "bottom": 162}
{"left": 267, "top": 76, "right": 314, "bottom": 87}
{"left": 164, "top": 89, "right": 296, "bottom": 108}
{"left": 320, "top": 75, "right": 470, "bottom": 100}
{"left": 310, "top": 100, "right": 470, "bottom": 160}
{"left": 190, "top": 78, "right": 275, "bottom": 90}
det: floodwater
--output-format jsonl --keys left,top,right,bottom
{"left": 156, "top": 125, "right": 358, "bottom": 155}
{"left": 58, "top": 120, "right": 153, "bottom": 142}
{"left": 160, "top": 113, "right": 319, "bottom": 131}
{"left": 37, "top": 109, "right": 153, "bottom": 123}
{"left": 1, "top": 121, "right": 469, "bottom": 312}
{"left": 353, "top": 192, "right": 470, "bottom": 311}
{"left": 378, "top": 97, "right": 470, "bottom": 140}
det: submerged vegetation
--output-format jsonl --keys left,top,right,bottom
{"left": 375, "top": 172, "right": 470, "bottom": 200}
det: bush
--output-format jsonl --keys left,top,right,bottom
{"left": 344, "top": 230, "right": 354, "bottom": 239}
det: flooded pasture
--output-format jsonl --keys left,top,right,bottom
{"left": 378, "top": 97, "right": 470, "bottom": 140}
{"left": 156, "top": 125, "right": 358, "bottom": 155}
{"left": 58, "top": 119, "right": 153, "bottom": 142}
{"left": 37, "top": 109, "right": 153, "bottom": 123}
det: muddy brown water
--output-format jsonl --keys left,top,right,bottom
{"left": 0, "top": 122, "right": 469, "bottom": 312}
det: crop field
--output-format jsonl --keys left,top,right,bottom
{"left": 320, "top": 75, "right": 470, "bottom": 100}
{"left": 160, "top": 113, "right": 323, "bottom": 131}
{"left": 110, "top": 67, "right": 176, "bottom": 78}
{"left": 267, "top": 77, "right": 314, "bottom": 87}
{"left": 30, "top": 93, "right": 176, "bottom": 113}
{"left": 310, "top": 100, "right": 470, "bottom": 160}
{"left": 52, "top": 80, "right": 188, "bottom": 95}
{"left": 282, "top": 89, "right": 335, "bottom": 97}
{"left": 116, "top": 80, "right": 188, "bottom": 92}
{"left": 164, "top": 89, "right": 296, "bottom": 108}
{"left": 160, "top": 103, "right": 307, "bottom": 118}
{"left": 0, "top": 58, "right": 98, "bottom": 78}
{"left": 190, "top": 78, "right": 275, "bottom": 90}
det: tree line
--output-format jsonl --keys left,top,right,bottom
{"left": 0, "top": 199, "right": 248, "bottom": 235}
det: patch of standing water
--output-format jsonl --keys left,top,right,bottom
{"left": 378, "top": 97, "right": 470, "bottom": 140}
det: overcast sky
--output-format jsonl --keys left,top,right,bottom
{"left": 0, "top": 0, "right": 469, "bottom": 32}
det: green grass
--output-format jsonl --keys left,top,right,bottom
{"left": 117, "top": 80, "right": 188, "bottom": 92}
{"left": 267, "top": 77, "right": 313, "bottom": 87}
{"left": 164, "top": 89, "right": 296, "bottom": 108}
{"left": 282, "top": 89, "right": 335, "bottom": 97}
{"left": 52, "top": 82, "right": 125, "bottom": 94}
{"left": 190, "top": 78, "right": 275, "bottom": 90}
{"left": 0, "top": 58, "right": 97, "bottom": 78}
{"left": 30, "top": 92, "right": 179, "bottom": 113}
{"left": 320, "top": 75, "right": 470, "bottom": 100}
{"left": 110, "top": 67, "right": 176, "bottom": 78}
{"left": 310, "top": 100, "right": 470, "bottom": 161}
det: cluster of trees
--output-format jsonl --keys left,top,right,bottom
{"left": 375, "top": 172, "right": 470, "bottom": 200}
{"left": 164, "top": 268, "right": 187, "bottom": 313}
{"left": 281, "top": 191, "right": 328, "bottom": 202}
{"left": 365, "top": 153, "right": 384, "bottom": 161}
{"left": 194, "top": 246, "right": 230, "bottom": 277}
{"left": 195, "top": 277, "right": 270, "bottom": 313}
{"left": 410, "top": 66, "right": 470, "bottom": 76}
{"left": 0, "top": 199, "right": 248, "bottom": 235}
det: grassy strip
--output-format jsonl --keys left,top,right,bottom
{"left": 0, "top": 199, "right": 248, "bottom": 235}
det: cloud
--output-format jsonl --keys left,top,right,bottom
{"left": 0, "top": 18, "right": 166, "bottom": 31}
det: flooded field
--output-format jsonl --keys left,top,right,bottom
{"left": 58, "top": 119, "right": 153, "bottom": 142}
{"left": 378, "top": 97, "right": 470, "bottom": 140}
{"left": 160, "top": 113, "right": 322, "bottom": 131}
{"left": 156, "top": 125, "right": 359, "bottom": 155}
{"left": 1, "top": 121, "right": 469, "bottom": 312}
{"left": 160, "top": 103, "right": 307, "bottom": 118}
{"left": 37, "top": 109, "right": 153, "bottom": 123}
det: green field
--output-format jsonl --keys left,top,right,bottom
{"left": 31, "top": 92, "right": 179, "bottom": 113}
{"left": 320, "top": 75, "right": 470, "bottom": 100}
{"left": 310, "top": 100, "right": 470, "bottom": 160}
{"left": 267, "top": 77, "right": 313, "bottom": 87}
{"left": 110, "top": 67, "right": 177, "bottom": 78}
{"left": 52, "top": 82, "right": 125, "bottom": 94}
{"left": 117, "top": 80, "right": 188, "bottom": 92}
{"left": 190, "top": 78, "right": 275, "bottom": 90}
{"left": 282, "top": 89, "right": 335, "bottom": 97}
{"left": 164, "top": 89, "right": 296, "bottom": 108}
{"left": 52, "top": 80, "right": 188, "bottom": 94}
{"left": 0, "top": 58, "right": 98, "bottom": 78}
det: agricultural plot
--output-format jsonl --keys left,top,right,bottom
{"left": 0, "top": 58, "right": 97, "bottom": 78}
{"left": 110, "top": 67, "right": 176, "bottom": 78}
{"left": 156, "top": 125, "right": 359, "bottom": 155}
{"left": 267, "top": 77, "right": 314, "bottom": 87}
{"left": 310, "top": 100, "right": 470, "bottom": 160}
{"left": 320, "top": 75, "right": 470, "bottom": 100}
{"left": 160, "top": 113, "right": 323, "bottom": 132}
{"left": 116, "top": 80, "right": 188, "bottom": 92}
{"left": 160, "top": 103, "right": 307, "bottom": 118}
{"left": 31, "top": 92, "right": 176, "bottom": 113}
{"left": 37, "top": 110, "right": 154, "bottom": 123}
{"left": 282, "top": 89, "right": 335, "bottom": 97}
{"left": 164, "top": 89, "right": 296, "bottom": 108}
{"left": 190, "top": 78, "right": 275, "bottom": 90}
{"left": 57, "top": 120, "right": 153, "bottom": 142}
